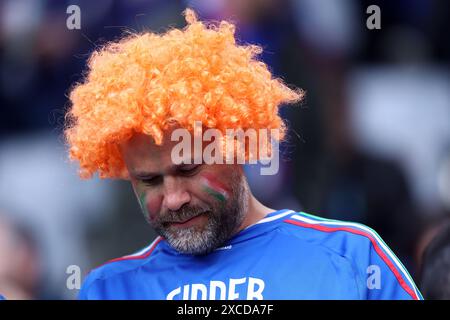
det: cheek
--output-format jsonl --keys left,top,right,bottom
{"left": 199, "top": 172, "right": 231, "bottom": 204}
{"left": 139, "top": 192, "right": 163, "bottom": 220}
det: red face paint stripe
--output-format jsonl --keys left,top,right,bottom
{"left": 284, "top": 219, "right": 419, "bottom": 300}
{"left": 201, "top": 173, "right": 229, "bottom": 195}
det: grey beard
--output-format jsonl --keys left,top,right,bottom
{"left": 159, "top": 216, "right": 225, "bottom": 255}
{"left": 150, "top": 174, "right": 248, "bottom": 255}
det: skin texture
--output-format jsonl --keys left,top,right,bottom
{"left": 120, "top": 130, "right": 275, "bottom": 255}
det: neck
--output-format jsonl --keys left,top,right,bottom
{"left": 238, "top": 192, "right": 276, "bottom": 231}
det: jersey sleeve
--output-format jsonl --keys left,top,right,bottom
{"left": 353, "top": 228, "right": 423, "bottom": 300}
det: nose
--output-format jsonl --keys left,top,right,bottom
{"left": 162, "top": 176, "right": 191, "bottom": 211}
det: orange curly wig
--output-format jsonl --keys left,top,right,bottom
{"left": 65, "top": 8, "right": 303, "bottom": 179}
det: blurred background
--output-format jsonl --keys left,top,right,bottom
{"left": 0, "top": 0, "right": 449, "bottom": 299}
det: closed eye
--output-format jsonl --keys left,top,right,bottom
{"left": 141, "top": 175, "right": 162, "bottom": 186}
{"left": 178, "top": 164, "right": 201, "bottom": 176}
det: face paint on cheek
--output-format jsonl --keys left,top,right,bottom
{"left": 138, "top": 192, "right": 149, "bottom": 217}
{"left": 138, "top": 192, "right": 161, "bottom": 221}
{"left": 200, "top": 174, "right": 230, "bottom": 205}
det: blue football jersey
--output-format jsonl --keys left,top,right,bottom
{"left": 79, "top": 209, "right": 423, "bottom": 300}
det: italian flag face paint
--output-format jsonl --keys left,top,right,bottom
{"left": 200, "top": 176, "right": 229, "bottom": 204}
{"left": 139, "top": 192, "right": 149, "bottom": 216}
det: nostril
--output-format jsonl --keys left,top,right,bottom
{"left": 162, "top": 177, "right": 191, "bottom": 211}
{"left": 163, "top": 191, "right": 191, "bottom": 212}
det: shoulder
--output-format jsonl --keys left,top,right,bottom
{"left": 277, "top": 211, "right": 422, "bottom": 300}
{"left": 79, "top": 237, "right": 163, "bottom": 299}
{"left": 279, "top": 211, "right": 383, "bottom": 255}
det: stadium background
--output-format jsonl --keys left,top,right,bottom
{"left": 0, "top": 0, "right": 449, "bottom": 299}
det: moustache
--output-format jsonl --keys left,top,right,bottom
{"left": 158, "top": 206, "right": 211, "bottom": 225}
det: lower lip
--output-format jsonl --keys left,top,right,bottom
{"left": 170, "top": 214, "right": 205, "bottom": 228}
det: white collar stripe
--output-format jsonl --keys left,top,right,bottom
{"left": 125, "top": 236, "right": 162, "bottom": 258}
{"left": 255, "top": 210, "right": 295, "bottom": 225}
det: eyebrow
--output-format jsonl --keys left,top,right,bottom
{"left": 133, "top": 171, "right": 159, "bottom": 179}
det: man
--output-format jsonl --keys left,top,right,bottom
{"left": 65, "top": 9, "right": 422, "bottom": 300}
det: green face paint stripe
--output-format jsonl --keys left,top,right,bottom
{"left": 200, "top": 176, "right": 228, "bottom": 203}
{"left": 139, "top": 192, "right": 149, "bottom": 215}
{"left": 201, "top": 175, "right": 228, "bottom": 195}
{"left": 203, "top": 186, "right": 226, "bottom": 203}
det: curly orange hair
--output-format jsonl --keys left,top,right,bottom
{"left": 65, "top": 9, "right": 303, "bottom": 179}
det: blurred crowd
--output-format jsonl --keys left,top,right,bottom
{"left": 0, "top": 0, "right": 449, "bottom": 299}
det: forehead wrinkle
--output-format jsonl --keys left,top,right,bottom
{"left": 122, "top": 136, "right": 163, "bottom": 177}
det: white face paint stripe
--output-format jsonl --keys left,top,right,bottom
{"left": 201, "top": 177, "right": 228, "bottom": 199}
{"left": 289, "top": 214, "right": 420, "bottom": 298}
